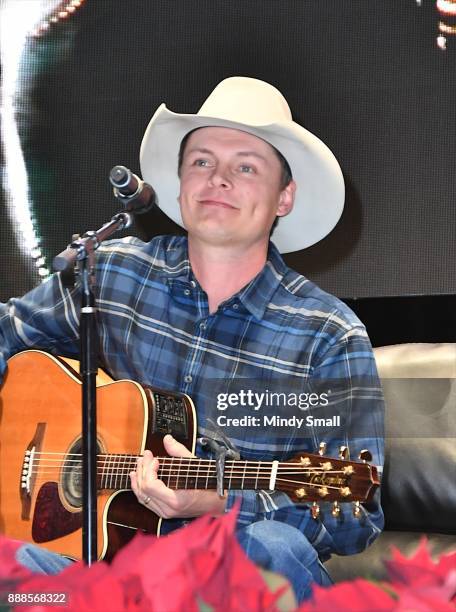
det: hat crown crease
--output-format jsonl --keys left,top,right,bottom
{"left": 198, "top": 78, "right": 292, "bottom": 126}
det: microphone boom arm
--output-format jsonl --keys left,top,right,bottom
{"left": 52, "top": 211, "right": 132, "bottom": 274}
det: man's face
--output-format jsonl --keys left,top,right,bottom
{"left": 178, "top": 127, "right": 295, "bottom": 250}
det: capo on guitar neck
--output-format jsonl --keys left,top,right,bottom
{"left": 198, "top": 421, "right": 240, "bottom": 497}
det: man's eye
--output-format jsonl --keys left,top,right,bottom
{"left": 239, "top": 165, "right": 254, "bottom": 173}
{"left": 194, "top": 159, "right": 209, "bottom": 167}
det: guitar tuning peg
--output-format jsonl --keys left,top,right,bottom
{"left": 352, "top": 501, "right": 362, "bottom": 518}
{"left": 358, "top": 449, "right": 372, "bottom": 463}
{"left": 311, "top": 502, "right": 320, "bottom": 519}
{"left": 318, "top": 442, "right": 327, "bottom": 456}
{"left": 339, "top": 445, "right": 349, "bottom": 459}
{"left": 331, "top": 501, "right": 341, "bottom": 517}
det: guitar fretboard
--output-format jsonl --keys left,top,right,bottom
{"left": 97, "top": 455, "right": 275, "bottom": 491}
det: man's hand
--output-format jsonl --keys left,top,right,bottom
{"left": 130, "top": 434, "right": 227, "bottom": 519}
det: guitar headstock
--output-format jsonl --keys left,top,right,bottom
{"left": 279, "top": 447, "right": 379, "bottom": 507}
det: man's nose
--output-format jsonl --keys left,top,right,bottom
{"left": 208, "top": 165, "right": 232, "bottom": 188}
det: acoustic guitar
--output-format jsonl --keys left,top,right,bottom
{"left": 0, "top": 350, "right": 379, "bottom": 561}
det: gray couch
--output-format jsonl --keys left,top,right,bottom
{"left": 326, "top": 343, "right": 456, "bottom": 581}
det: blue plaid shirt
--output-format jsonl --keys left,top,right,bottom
{"left": 0, "top": 235, "right": 384, "bottom": 559}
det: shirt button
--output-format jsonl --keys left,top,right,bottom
{"left": 199, "top": 322, "right": 206, "bottom": 330}
{"left": 190, "top": 280, "right": 196, "bottom": 288}
{"left": 184, "top": 289, "right": 190, "bottom": 295}
{"left": 232, "top": 303, "right": 239, "bottom": 310}
{"left": 184, "top": 374, "right": 192, "bottom": 383}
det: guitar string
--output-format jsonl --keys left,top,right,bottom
{"left": 21, "top": 476, "right": 352, "bottom": 490}
{"left": 22, "top": 476, "right": 351, "bottom": 492}
{"left": 26, "top": 461, "right": 350, "bottom": 473}
{"left": 29, "top": 453, "right": 355, "bottom": 468}
{"left": 28, "top": 457, "right": 346, "bottom": 468}
{"left": 27, "top": 458, "right": 354, "bottom": 473}
{"left": 26, "top": 470, "right": 350, "bottom": 479}
{"left": 26, "top": 468, "right": 351, "bottom": 478}
{"left": 30, "top": 452, "right": 358, "bottom": 464}
{"left": 27, "top": 461, "right": 352, "bottom": 469}
{"left": 28, "top": 466, "right": 349, "bottom": 475}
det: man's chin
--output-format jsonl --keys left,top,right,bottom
{"left": 188, "top": 228, "right": 237, "bottom": 246}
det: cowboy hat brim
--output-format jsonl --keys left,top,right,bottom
{"left": 140, "top": 103, "right": 344, "bottom": 253}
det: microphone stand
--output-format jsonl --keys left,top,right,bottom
{"left": 53, "top": 211, "right": 132, "bottom": 565}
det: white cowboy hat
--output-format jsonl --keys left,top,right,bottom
{"left": 140, "top": 76, "right": 344, "bottom": 253}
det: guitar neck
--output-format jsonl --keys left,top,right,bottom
{"left": 98, "top": 456, "right": 274, "bottom": 492}
{"left": 96, "top": 452, "right": 378, "bottom": 503}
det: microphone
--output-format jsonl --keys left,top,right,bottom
{"left": 109, "top": 165, "right": 156, "bottom": 214}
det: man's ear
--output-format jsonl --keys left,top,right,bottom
{"left": 276, "top": 180, "right": 296, "bottom": 217}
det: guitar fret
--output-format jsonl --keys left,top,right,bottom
{"left": 123, "top": 455, "right": 129, "bottom": 489}
{"left": 129, "top": 456, "right": 134, "bottom": 488}
{"left": 255, "top": 461, "right": 260, "bottom": 489}
{"left": 112, "top": 453, "right": 117, "bottom": 489}
{"left": 228, "top": 460, "right": 232, "bottom": 490}
{"left": 195, "top": 458, "right": 200, "bottom": 489}
{"left": 118, "top": 455, "right": 122, "bottom": 488}
{"left": 185, "top": 457, "right": 190, "bottom": 489}
{"left": 177, "top": 457, "right": 183, "bottom": 489}
{"left": 114, "top": 454, "right": 119, "bottom": 491}
{"left": 206, "top": 460, "right": 210, "bottom": 490}
{"left": 98, "top": 456, "right": 102, "bottom": 489}
{"left": 107, "top": 454, "right": 112, "bottom": 489}
{"left": 120, "top": 454, "right": 126, "bottom": 489}
{"left": 111, "top": 454, "right": 116, "bottom": 489}
{"left": 122, "top": 454, "right": 126, "bottom": 489}
{"left": 169, "top": 457, "right": 174, "bottom": 488}
{"left": 101, "top": 455, "right": 106, "bottom": 489}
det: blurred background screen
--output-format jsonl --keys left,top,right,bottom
{"left": 1, "top": 0, "right": 455, "bottom": 304}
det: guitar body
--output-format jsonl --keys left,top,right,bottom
{"left": 0, "top": 350, "right": 196, "bottom": 561}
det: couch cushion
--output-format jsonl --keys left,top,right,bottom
{"left": 374, "top": 342, "right": 456, "bottom": 378}
{"left": 374, "top": 343, "right": 456, "bottom": 534}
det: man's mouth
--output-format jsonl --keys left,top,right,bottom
{"left": 199, "top": 199, "right": 236, "bottom": 209}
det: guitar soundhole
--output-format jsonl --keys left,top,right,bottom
{"left": 61, "top": 438, "right": 102, "bottom": 508}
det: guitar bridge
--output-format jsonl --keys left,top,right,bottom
{"left": 20, "top": 422, "right": 46, "bottom": 520}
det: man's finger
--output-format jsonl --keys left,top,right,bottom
{"left": 136, "top": 456, "right": 143, "bottom": 488}
{"left": 163, "top": 434, "right": 193, "bottom": 458}
{"left": 144, "top": 457, "right": 159, "bottom": 481}
{"left": 130, "top": 471, "right": 139, "bottom": 496}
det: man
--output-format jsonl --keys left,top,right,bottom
{"left": 0, "top": 77, "right": 384, "bottom": 602}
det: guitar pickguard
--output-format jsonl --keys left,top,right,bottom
{"left": 32, "top": 482, "right": 81, "bottom": 543}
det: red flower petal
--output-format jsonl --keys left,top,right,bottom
{"left": 297, "top": 579, "right": 396, "bottom": 611}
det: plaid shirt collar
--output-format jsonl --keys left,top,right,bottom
{"left": 162, "top": 236, "right": 289, "bottom": 320}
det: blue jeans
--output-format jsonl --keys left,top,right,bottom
{"left": 16, "top": 545, "right": 73, "bottom": 575}
{"left": 16, "top": 520, "right": 332, "bottom": 603}
{"left": 237, "top": 520, "right": 333, "bottom": 602}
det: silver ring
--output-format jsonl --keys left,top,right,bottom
{"left": 142, "top": 495, "right": 151, "bottom": 505}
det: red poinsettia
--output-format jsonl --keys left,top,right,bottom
{"left": 299, "top": 539, "right": 456, "bottom": 611}
{"left": 298, "top": 578, "right": 397, "bottom": 611}
{"left": 385, "top": 538, "right": 456, "bottom": 610}
{"left": 0, "top": 510, "right": 288, "bottom": 612}
{"left": 1, "top": 516, "right": 456, "bottom": 612}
